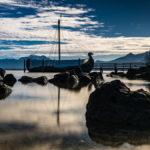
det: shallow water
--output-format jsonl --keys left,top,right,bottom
{"left": 0, "top": 70, "right": 150, "bottom": 150}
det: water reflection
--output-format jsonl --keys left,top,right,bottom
{"left": 57, "top": 87, "right": 60, "bottom": 126}
{"left": 86, "top": 119, "right": 150, "bottom": 147}
{"left": 1, "top": 71, "right": 150, "bottom": 150}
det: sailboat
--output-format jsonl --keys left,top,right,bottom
{"left": 26, "top": 19, "right": 94, "bottom": 73}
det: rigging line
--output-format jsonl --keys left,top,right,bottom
{"left": 47, "top": 28, "right": 58, "bottom": 66}
{"left": 67, "top": 28, "right": 90, "bottom": 56}
{"left": 61, "top": 28, "right": 69, "bottom": 59}
{"left": 64, "top": 29, "right": 84, "bottom": 58}
{"left": 61, "top": 29, "right": 77, "bottom": 59}
{"left": 49, "top": 29, "right": 57, "bottom": 58}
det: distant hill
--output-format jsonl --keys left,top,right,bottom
{"left": 0, "top": 55, "right": 50, "bottom": 70}
{"left": 110, "top": 52, "right": 148, "bottom": 63}
{"left": 19, "top": 55, "right": 50, "bottom": 60}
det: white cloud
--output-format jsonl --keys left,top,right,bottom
{"left": 0, "top": 0, "right": 150, "bottom": 60}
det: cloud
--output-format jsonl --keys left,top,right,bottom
{"left": 0, "top": 0, "right": 150, "bottom": 60}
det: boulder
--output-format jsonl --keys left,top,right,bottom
{"left": 3, "top": 74, "right": 16, "bottom": 86}
{"left": 0, "top": 68, "right": 5, "bottom": 78}
{"left": 78, "top": 73, "right": 91, "bottom": 84}
{"left": 33, "top": 76, "right": 48, "bottom": 85}
{"left": 89, "top": 72, "right": 104, "bottom": 80}
{"left": 19, "top": 76, "right": 48, "bottom": 85}
{"left": 0, "top": 75, "right": 3, "bottom": 81}
{"left": 107, "top": 72, "right": 126, "bottom": 78}
{"left": 18, "top": 76, "right": 33, "bottom": 84}
{"left": 51, "top": 72, "right": 70, "bottom": 83}
{"left": 86, "top": 80, "right": 150, "bottom": 146}
{"left": 136, "top": 72, "right": 150, "bottom": 80}
{"left": 86, "top": 80, "right": 150, "bottom": 130}
{"left": 126, "top": 68, "right": 137, "bottom": 79}
{"left": 0, "top": 83, "right": 12, "bottom": 99}
{"left": 89, "top": 72, "right": 104, "bottom": 88}
{"left": 49, "top": 72, "right": 79, "bottom": 90}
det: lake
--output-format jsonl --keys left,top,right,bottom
{"left": 0, "top": 70, "right": 150, "bottom": 150}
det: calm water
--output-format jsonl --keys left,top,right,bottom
{"left": 0, "top": 70, "right": 150, "bottom": 150}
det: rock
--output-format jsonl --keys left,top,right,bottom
{"left": 18, "top": 76, "right": 33, "bottom": 84}
{"left": 3, "top": 74, "right": 16, "bottom": 86}
{"left": 33, "top": 76, "right": 48, "bottom": 85}
{"left": 78, "top": 73, "right": 91, "bottom": 84}
{"left": 89, "top": 72, "right": 104, "bottom": 80}
{"left": 0, "top": 83, "right": 12, "bottom": 99}
{"left": 49, "top": 72, "right": 79, "bottom": 90}
{"left": 51, "top": 72, "right": 70, "bottom": 83}
{"left": 107, "top": 72, "right": 126, "bottom": 78}
{"left": 19, "top": 76, "right": 48, "bottom": 85}
{"left": 89, "top": 72, "right": 104, "bottom": 88}
{"left": 86, "top": 80, "right": 150, "bottom": 146}
{"left": 136, "top": 72, "right": 150, "bottom": 80}
{"left": 0, "top": 68, "right": 5, "bottom": 78}
{"left": 0, "top": 75, "right": 3, "bottom": 81}
{"left": 86, "top": 80, "right": 150, "bottom": 130}
{"left": 126, "top": 68, "right": 137, "bottom": 79}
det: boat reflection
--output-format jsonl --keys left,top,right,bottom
{"left": 57, "top": 87, "right": 60, "bottom": 126}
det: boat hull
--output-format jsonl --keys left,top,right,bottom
{"left": 26, "top": 56, "right": 94, "bottom": 73}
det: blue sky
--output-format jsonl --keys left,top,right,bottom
{"left": 0, "top": 0, "right": 150, "bottom": 60}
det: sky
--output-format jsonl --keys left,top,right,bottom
{"left": 0, "top": 0, "right": 150, "bottom": 60}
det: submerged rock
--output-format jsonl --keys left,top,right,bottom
{"left": 49, "top": 72, "right": 79, "bottom": 90}
{"left": 86, "top": 80, "right": 150, "bottom": 146}
{"left": 107, "top": 72, "right": 126, "bottom": 78}
{"left": 3, "top": 74, "right": 17, "bottom": 86}
{"left": 19, "top": 76, "right": 48, "bottom": 85}
{"left": 18, "top": 76, "right": 33, "bottom": 84}
{"left": 33, "top": 76, "right": 48, "bottom": 85}
{"left": 0, "top": 83, "right": 12, "bottom": 99}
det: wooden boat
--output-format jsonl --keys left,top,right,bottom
{"left": 26, "top": 19, "right": 94, "bottom": 73}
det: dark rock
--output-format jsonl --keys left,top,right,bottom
{"left": 86, "top": 80, "right": 150, "bottom": 146}
{"left": 89, "top": 72, "right": 104, "bottom": 88}
{"left": 3, "top": 74, "right": 16, "bottom": 86}
{"left": 49, "top": 72, "right": 79, "bottom": 90}
{"left": 51, "top": 72, "right": 70, "bottom": 83}
{"left": 19, "top": 76, "right": 48, "bottom": 85}
{"left": 18, "top": 76, "right": 33, "bottom": 84}
{"left": 107, "top": 72, "right": 126, "bottom": 78}
{"left": 0, "top": 68, "right": 5, "bottom": 78}
{"left": 136, "top": 72, "right": 150, "bottom": 80}
{"left": 33, "top": 76, "right": 48, "bottom": 85}
{"left": 78, "top": 73, "right": 91, "bottom": 84}
{"left": 0, "top": 75, "right": 3, "bottom": 81}
{"left": 0, "top": 83, "right": 12, "bottom": 99}
{"left": 126, "top": 68, "right": 137, "bottom": 79}
{"left": 89, "top": 72, "right": 104, "bottom": 80}
{"left": 86, "top": 80, "right": 150, "bottom": 130}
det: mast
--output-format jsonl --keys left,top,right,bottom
{"left": 58, "top": 19, "right": 61, "bottom": 60}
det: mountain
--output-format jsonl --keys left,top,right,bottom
{"left": 110, "top": 52, "right": 148, "bottom": 63}
{"left": 0, "top": 55, "right": 50, "bottom": 70}
{"left": 20, "top": 55, "right": 50, "bottom": 60}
